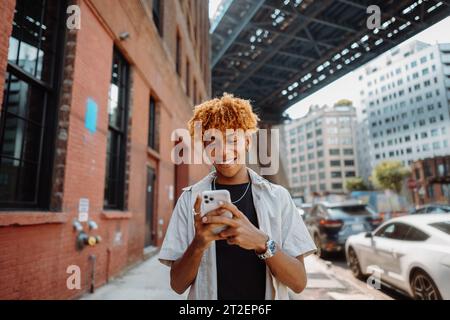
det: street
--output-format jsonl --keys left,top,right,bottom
{"left": 291, "top": 253, "right": 392, "bottom": 300}
{"left": 314, "top": 253, "right": 412, "bottom": 300}
{"left": 81, "top": 251, "right": 396, "bottom": 300}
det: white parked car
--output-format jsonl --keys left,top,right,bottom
{"left": 345, "top": 214, "right": 450, "bottom": 300}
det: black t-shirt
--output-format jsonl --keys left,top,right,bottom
{"left": 213, "top": 181, "right": 266, "bottom": 300}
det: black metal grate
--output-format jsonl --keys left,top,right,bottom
{"left": 211, "top": 0, "right": 450, "bottom": 123}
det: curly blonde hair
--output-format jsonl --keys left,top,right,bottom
{"left": 187, "top": 93, "right": 259, "bottom": 136}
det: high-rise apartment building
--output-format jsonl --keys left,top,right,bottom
{"left": 356, "top": 41, "right": 450, "bottom": 181}
{"left": 282, "top": 102, "right": 359, "bottom": 198}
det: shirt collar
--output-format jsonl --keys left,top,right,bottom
{"left": 182, "top": 167, "right": 271, "bottom": 193}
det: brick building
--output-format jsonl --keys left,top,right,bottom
{"left": 410, "top": 156, "right": 450, "bottom": 206}
{"left": 0, "top": 0, "right": 210, "bottom": 299}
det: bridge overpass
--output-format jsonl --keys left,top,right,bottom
{"left": 211, "top": 0, "right": 450, "bottom": 123}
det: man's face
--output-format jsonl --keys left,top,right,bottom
{"left": 204, "top": 131, "right": 249, "bottom": 178}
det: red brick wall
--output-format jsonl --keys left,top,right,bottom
{"left": 87, "top": 0, "right": 210, "bottom": 247}
{"left": 0, "top": 0, "right": 125, "bottom": 299}
{"left": 61, "top": 0, "right": 123, "bottom": 298}
{"left": 411, "top": 157, "right": 450, "bottom": 206}
{"left": 0, "top": 0, "right": 210, "bottom": 299}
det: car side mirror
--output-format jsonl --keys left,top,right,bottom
{"left": 365, "top": 232, "right": 373, "bottom": 238}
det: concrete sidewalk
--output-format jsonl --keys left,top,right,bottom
{"left": 81, "top": 253, "right": 390, "bottom": 300}
{"left": 82, "top": 253, "right": 187, "bottom": 300}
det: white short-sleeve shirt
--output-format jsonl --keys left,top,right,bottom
{"left": 159, "top": 168, "right": 316, "bottom": 300}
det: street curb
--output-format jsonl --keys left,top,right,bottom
{"left": 143, "top": 246, "right": 160, "bottom": 261}
{"left": 317, "top": 257, "right": 393, "bottom": 300}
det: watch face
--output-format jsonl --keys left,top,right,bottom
{"left": 257, "top": 239, "right": 276, "bottom": 259}
{"left": 268, "top": 240, "right": 276, "bottom": 254}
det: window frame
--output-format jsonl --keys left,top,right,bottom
{"left": 148, "top": 96, "right": 157, "bottom": 150}
{"left": 186, "top": 59, "right": 190, "bottom": 97}
{"left": 175, "top": 30, "right": 181, "bottom": 76}
{"left": 152, "top": 0, "right": 163, "bottom": 35}
{"left": 0, "top": 0, "right": 67, "bottom": 210}
{"left": 104, "top": 48, "right": 130, "bottom": 210}
{"left": 403, "top": 226, "right": 429, "bottom": 242}
{"left": 374, "top": 222, "right": 411, "bottom": 240}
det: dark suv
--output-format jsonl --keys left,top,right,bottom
{"left": 410, "top": 204, "right": 450, "bottom": 214}
{"left": 304, "top": 201, "right": 382, "bottom": 257}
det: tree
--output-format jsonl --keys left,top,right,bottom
{"left": 371, "top": 161, "right": 411, "bottom": 193}
{"left": 346, "top": 177, "right": 369, "bottom": 192}
{"left": 334, "top": 99, "right": 353, "bottom": 106}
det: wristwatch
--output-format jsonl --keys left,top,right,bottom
{"left": 256, "top": 237, "right": 277, "bottom": 260}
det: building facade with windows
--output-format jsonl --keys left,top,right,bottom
{"left": 282, "top": 102, "right": 359, "bottom": 199}
{"left": 0, "top": 0, "right": 210, "bottom": 299}
{"left": 356, "top": 41, "right": 450, "bottom": 182}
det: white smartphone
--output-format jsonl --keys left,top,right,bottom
{"left": 200, "top": 190, "right": 233, "bottom": 234}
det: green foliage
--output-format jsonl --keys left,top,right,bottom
{"left": 346, "top": 177, "right": 369, "bottom": 192}
{"left": 371, "top": 161, "right": 411, "bottom": 193}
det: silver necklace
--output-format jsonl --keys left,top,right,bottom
{"left": 212, "top": 177, "right": 251, "bottom": 204}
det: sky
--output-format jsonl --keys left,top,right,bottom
{"left": 208, "top": 1, "right": 450, "bottom": 119}
{"left": 209, "top": 0, "right": 223, "bottom": 20}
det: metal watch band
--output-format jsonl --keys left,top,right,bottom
{"left": 257, "top": 238, "right": 276, "bottom": 260}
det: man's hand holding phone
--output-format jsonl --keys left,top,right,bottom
{"left": 202, "top": 202, "right": 268, "bottom": 253}
{"left": 192, "top": 195, "right": 228, "bottom": 252}
{"left": 193, "top": 194, "right": 268, "bottom": 254}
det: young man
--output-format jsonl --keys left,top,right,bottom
{"left": 159, "top": 93, "right": 316, "bottom": 300}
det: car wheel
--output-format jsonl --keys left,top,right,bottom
{"left": 314, "top": 234, "right": 324, "bottom": 258}
{"left": 347, "top": 247, "right": 365, "bottom": 280}
{"left": 410, "top": 270, "right": 442, "bottom": 300}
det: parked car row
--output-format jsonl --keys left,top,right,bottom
{"left": 302, "top": 201, "right": 382, "bottom": 257}
{"left": 297, "top": 199, "right": 450, "bottom": 300}
{"left": 346, "top": 214, "right": 450, "bottom": 300}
